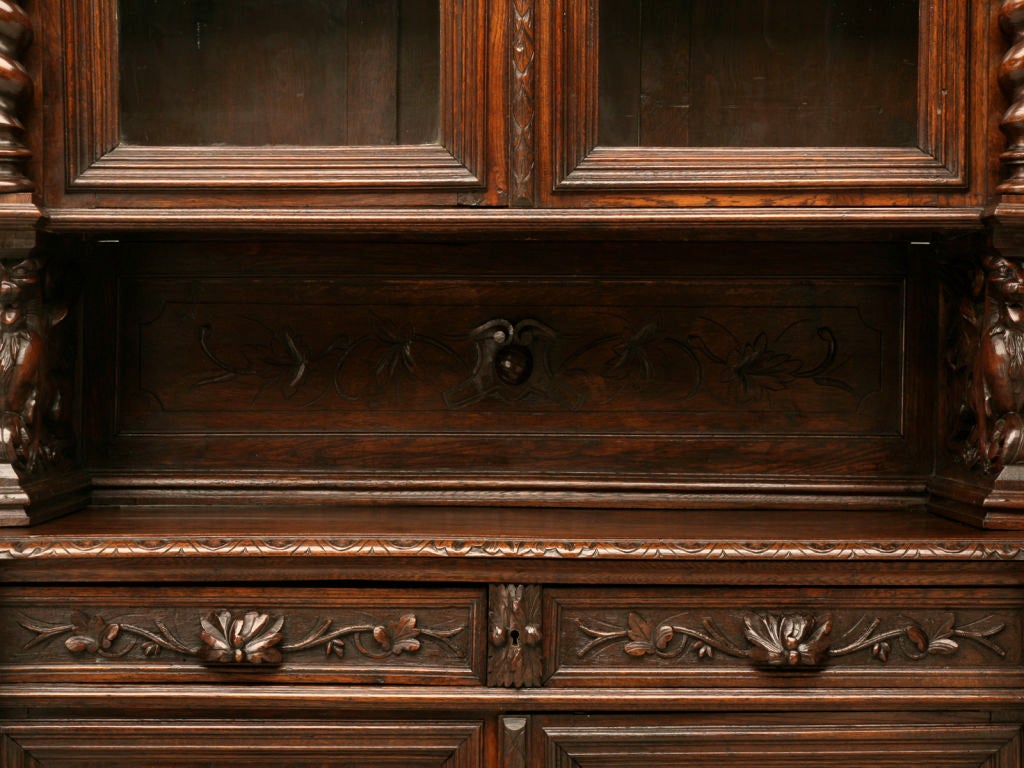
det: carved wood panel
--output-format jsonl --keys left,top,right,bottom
{"left": 0, "top": 586, "right": 484, "bottom": 684}
{"left": 2, "top": 720, "right": 485, "bottom": 767}
{"left": 545, "top": 587, "right": 1023, "bottom": 688}
{"left": 88, "top": 244, "right": 917, "bottom": 491}
{"left": 536, "top": 715, "right": 1021, "bottom": 768}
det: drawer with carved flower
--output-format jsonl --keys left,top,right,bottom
{"left": 544, "top": 587, "right": 1024, "bottom": 688}
{"left": 0, "top": 586, "right": 485, "bottom": 684}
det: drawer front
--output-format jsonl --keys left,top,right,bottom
{"left": 0, "top": 586, "right": 485, "bottom": 684}
{"left": 534, "top": 715, "right": 1021, "bottom": 768}
{"left": 545, "top": 587, "right": 1024, "bottom": 688}
{"left": 2, "top": 720, "right": 484, "bottom": 768}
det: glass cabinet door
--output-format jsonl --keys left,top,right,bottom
{"left": 119, "top": 0, "right": 441, "bottom": 147}
{"left": 598, "top": 0, "right": 918, "bottom": 149}
{"left": 545, "top": 0, "right": 968, "bottom": 207}
{"left": 56, "top": 0, "right": 489, "bottom": 204}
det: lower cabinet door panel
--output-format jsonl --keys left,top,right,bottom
{"left": 533, "top": 715, "right": 1022, "bottom": 768}
{"left": 2, "top": 720, "right": 485, "bottom": 767}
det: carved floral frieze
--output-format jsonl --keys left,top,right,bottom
{"left": 575, "top": 611, "right": 1008, "bottom": 668}
{"left": 18, "top": 609, "right": 465, "bottom": 666}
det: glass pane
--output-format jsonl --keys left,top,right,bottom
{"left": 119, "top": 0, "right": 441, "bottom": 146}
{"left": 598, "top": 0, "right": 919, "bottom": 147}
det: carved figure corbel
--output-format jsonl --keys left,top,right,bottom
{"left": 0, "top": 252, "right": 86, "bottom": 527}
{"left": 0, "top": 257, "right": 68, "bottom": 473}
{"left": 948, "top": 253, "right": 1024, "bottom": 473}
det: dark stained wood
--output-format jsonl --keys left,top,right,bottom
{"left": 534, "top": 714, "right": 1022, "bottom": 768}
{"left": 5, "top": 0, "right": 1024, "bottom": 765}
{"left": 118, "top": 0, "right": 438, "bottom": 147}
{"left": 73, "top": 240, "right": 924, "bottom": 505}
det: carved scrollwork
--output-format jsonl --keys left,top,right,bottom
{"left": 19, "top": 609, "right": 465, "bottom": 666}
{"left": 576, "top": 611, "right": 1007, "bottom": 668}
{"left": 196, "top": 314, "right": 854, "bottom": 411}
{"left": 948, "top": 253, "right": 1024, "bottom": 473}
{"left": 488, "top": 584, "right": 543, "bottom": 687}
{"left": 1001, "top": 0, "right": 1024, "bottom": 192}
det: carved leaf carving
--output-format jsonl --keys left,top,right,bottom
{"left": 576, "top": 611, "right": 1007, "bottom": 669}
{"left": 19, "top": 608, "right": 464, "bottom": 667}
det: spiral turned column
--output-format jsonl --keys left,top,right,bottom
{"left": 0, "top": 1, "right": 32, "bottom": 193}
{"left": 1000, "top": 0, "right": 1024, "bottom": 192}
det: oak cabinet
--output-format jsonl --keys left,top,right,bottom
{"left": 3, "top": 1, "right": 1024, "bottom": 767}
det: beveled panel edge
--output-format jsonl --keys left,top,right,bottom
{"left": 39, "top": 206, "right": 986, "bottom": 237}
{"left": 72, "top": 146, "right": 483, "bottom": 190}
{"left": 559, "top": 149, "right": 965, "bottom": 190}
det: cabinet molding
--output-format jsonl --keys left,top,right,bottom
{"left": 542, "top": 0, "right": 971, "bottom": 206}
{"left": 54, "top": 0, "right": 492, "bottom": 202}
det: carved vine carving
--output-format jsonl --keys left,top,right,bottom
{"left": 19, "top": 609, "right": 465, "bottom": 665}
{"left": 196, "top": 315, "right": 853, "bottom": 411}
{"left": 576, "top": 611, "right": 1007, "bottom": 668}
{"left": 510, "top": 0, "right": 535, "bottom": 206}
{"left": 0, "top": 257, "right": 71, "bottom": 476}
{"left": 0, "top": 0, "right": 32, "bottom": 192}
{"left": 949, "top": 253, "right": 1024, "bottom": 473}
{"left": 488, "top": 584, "right": 543, "bottom": 687}
{"left": 1001, "top": 0, "right": 1024, "bottom": 192}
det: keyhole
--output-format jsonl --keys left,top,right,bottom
{"left": 510, "top": 629, "right": 521, "bottom": 647}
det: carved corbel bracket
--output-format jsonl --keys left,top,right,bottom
{"left": 487, "top": 584, "right": 543, "bottom": 687}
{"left": 932, "top": 242, "right": 1024, "bottom": 527}
{"left": 0, "top": 250, "right": 88, "bottom": 526}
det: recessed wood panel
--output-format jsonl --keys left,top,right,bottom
{"left": 598, "top": 0, "right": 919, "bottom": 148}
{"left": 3, "top": 720, "right": 485, "bottom": 768}
{"left": 119, "top": 0, "right": 441, "bottom": 146}
{"left": 82, "top": 242, "right": 920, "bottom": 494}
{"left": 536, "top": 715, "right": 1020, "bottom": 768}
